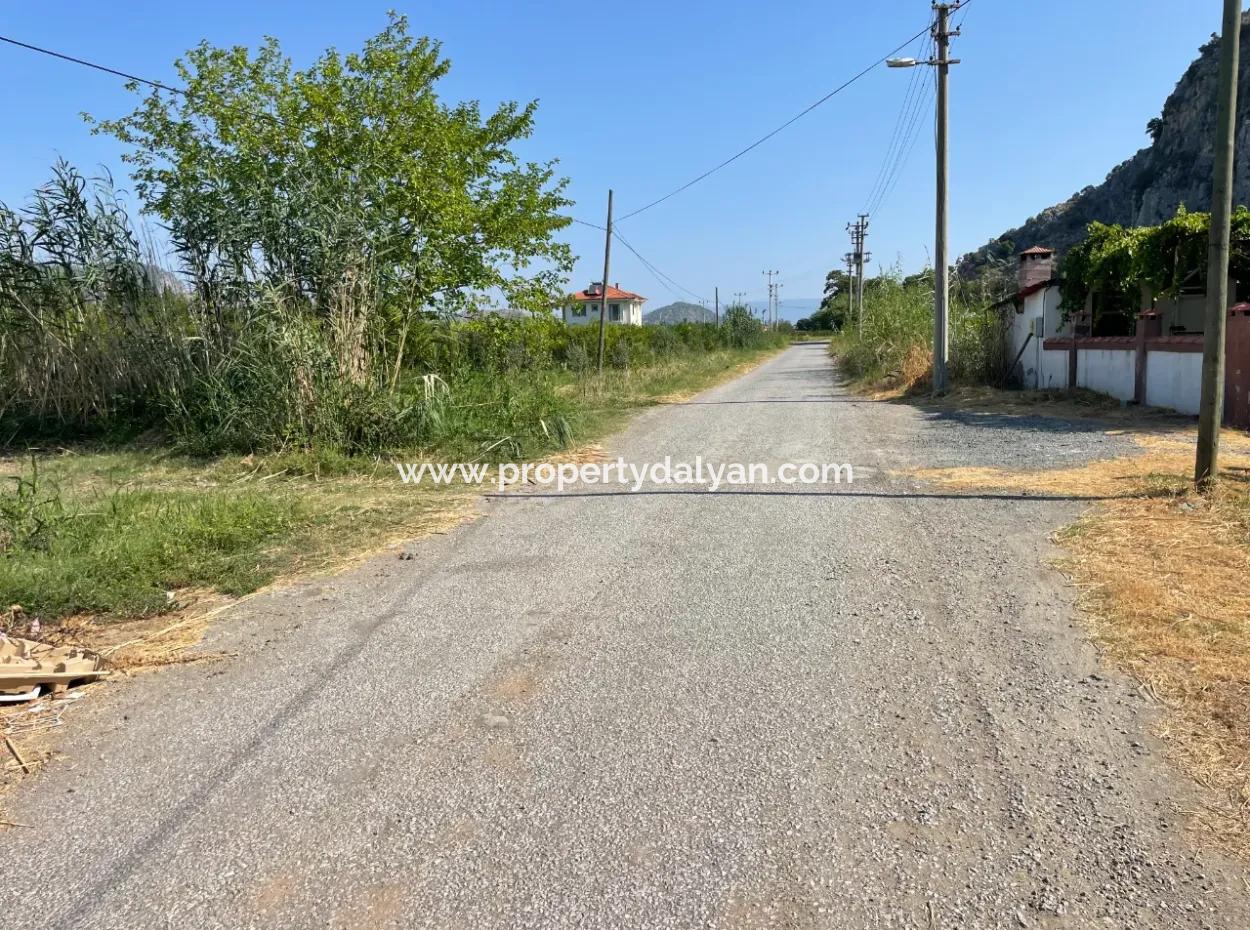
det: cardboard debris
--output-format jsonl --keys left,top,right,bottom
{"left": 0, "top": 637, "right": 108, "bottom": 700}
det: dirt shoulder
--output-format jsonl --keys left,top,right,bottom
{"left": 900, "top": 388, "right": 1250, "bottom": 860}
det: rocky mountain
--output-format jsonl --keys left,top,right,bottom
{"left": 959, "top": 12, "right": 1250, "bottom": 279}
{"left": 644, "top": 301, "right": 715, "bottom": 324}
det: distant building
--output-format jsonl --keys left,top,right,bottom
{"left": 564, "top": 282, "right": 646, "bottom": 326}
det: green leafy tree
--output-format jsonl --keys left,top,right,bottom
{"left": 89, "top": 14, "right": 573, "bottom": 322}
{"left": 821, "top": 269, "right": 851, "bottom": 311}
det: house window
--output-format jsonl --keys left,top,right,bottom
{"left": 610, "top": 303, "right": 621, "bottom": 322}
{"left": 572, "top": 304, "right": 587, "bottom": 317}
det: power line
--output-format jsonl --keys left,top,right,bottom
{"left": 861, "top": 32, "right": 929, "bottom": 215}
{"left": 955, "top": 0, "right": 974, "bottom": 30}
{"left": 611, "top": 228, "right": 705, "bottom": 303}
{"left": 615, "top": 21, "right": 934, "bottom": 222}
{"left": 613, "top": 229, "right": 703, "bottom": 302}
{"left": 863, "top": 34, "right": 934, "bottom": 215}
{"left": 0, "top": 34, "right": 183, "bottom": 94}
{"left": 866, "top": 42, "right": 936, "bottom": 217}
{"left": 866, "top": 0, "right": 976, "bottom": 217}
{"left": 0, "top": 34, "right": 698, "bottom": 304}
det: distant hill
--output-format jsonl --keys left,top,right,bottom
{"left": 644, "top": 301, "right": 715, "bottom": 324}
{"left": 959, "top": 14, "right": 1250, "bottom": 279}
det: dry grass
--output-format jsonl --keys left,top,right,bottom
{"left": 862, "top": 343, "right": 934, "bottom": 400}
{"left": 906, "top": 427, "right": 1250, "bottom": 858}
{"left": 910, "top": 432, "right": 1250, "bottom": 499}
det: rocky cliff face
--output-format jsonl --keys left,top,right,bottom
{"left": 958, "top": 11, "right": 1250, "bottom": 279}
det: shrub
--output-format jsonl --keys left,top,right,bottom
{"left": 609, "top": 339, "right": 631, "bottom": 370}
{"left": 563, "top": 340, "right": 590, "bottom": 373}
{"left": 831, "top": 266, "right": 1003, "bottom": 389}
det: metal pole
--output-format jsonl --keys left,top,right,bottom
{"left": 933, "top": 3, "right": 952, "bottom": 395}
{"left": 1196, "top": 0, "right": 1242, "bottom": 488}
{"left": 596, "top": 189, "right": 613, "bottom": 375}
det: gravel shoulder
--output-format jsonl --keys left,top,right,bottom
{"left": 0, "top": 343, "right": 1245, "bottom": 929}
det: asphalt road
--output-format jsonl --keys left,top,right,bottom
{"left": 2, "top": 344, "right": 1247, "bottom": 929}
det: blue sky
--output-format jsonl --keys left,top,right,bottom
{"left": 0, "top": 1, "right": 1231, "bottom": 314}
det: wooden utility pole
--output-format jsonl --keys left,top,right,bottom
{"left": 596, "top": 189, "right": 614, "bottom": 375}
{"left": 1196, "top": 0, "right": 1242, "bottom": 488}
{"left": 715, "top": 286, "right": 720, "bottom": 326}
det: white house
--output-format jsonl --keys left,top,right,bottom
{"left": 564, "top": 283, "right": 646, "bottom": 326}
{"left": 997, "top": 245, "right": 1218, "bottom": 418}
{"left": 1001, "top": 246, "right": 1070, "bottom": 391}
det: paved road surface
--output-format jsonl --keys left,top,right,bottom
{"left": 2, "top": 344, "right": 1247, "bottom": 929}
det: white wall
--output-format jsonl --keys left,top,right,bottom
{"left": 1006, "top": 287, "right": 1067, "bottom": 389}
{"left": 1006, "top": 302, "right": 1039, "bottom": 388}
{"left": 1039, "top": 349, "right": 1070, "bottom": 390}
{"left": 1077, "top": 348, "right": 1136, "bottom": 402}
{"left": 1144, "top": 351, "right": 1203, "bottom": 415}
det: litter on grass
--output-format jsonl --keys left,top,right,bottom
{"left": 0, "top": 636, "right": 108, "bottom": 702}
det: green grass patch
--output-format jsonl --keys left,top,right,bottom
{"left": 1, "top": 481, "right": 305, "bottom": 617}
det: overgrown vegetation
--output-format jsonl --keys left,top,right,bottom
{"left": 0, "top": 343, "right": 782, "bottom": 623}
{"left": 0, "top": 19, "right": 784, "bottom": 460}
{"left": 1059, "top": 206, "right": 1250, "bottom": 319}
{"left": 0, "top": 18, "right": 789, "bottom": 627}
{"left": 827, "top": 266, "right": 1009, "bottom": 392}
{"left": 2, "top": 16, "right": 576, "bottom": 454}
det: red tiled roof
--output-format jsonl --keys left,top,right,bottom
{"left": 571, "top": 284, "right": 646, "bottom": 302}
{"left": 1016, "top": 279, "right": 1057, "bottom": 299}
{"left": 1020, "top": 245, "right": 1054, "bottom": 256}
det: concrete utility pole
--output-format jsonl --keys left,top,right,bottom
{"left": 856, "top": 214, "right": 870, "bottom": 328}
{"left": 888, "top": 2, "right": 962, "bottom": 395}
{"left": 596, "top": 189, "right": 613, "bottom": 375}
{"left": 844, "top": 253, "right": 857, "bottom": 330}
{"left": 846, "top": 218, "right": 871, "bottom": 333}
{"left": 932, "top": 6, "right": 953, "bottom": 395}
{"left": 715, "top": 286, "right": 720, "bottom": 326}
{"left": 763, "top": 270, "right": 779, "bottom": 329}
{"left": 1196, "top": 0, "right": 1242, "bottom": 488}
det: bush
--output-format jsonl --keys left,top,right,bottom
{"left": 832, "top": 266, "right": 1003, "bottom": 389}
{"left": 563, "top": 340, "right": 590, "bottom": 373}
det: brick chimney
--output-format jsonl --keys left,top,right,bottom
{"left": 1018, "top": 246, "right": 1055, "bottom": 291}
